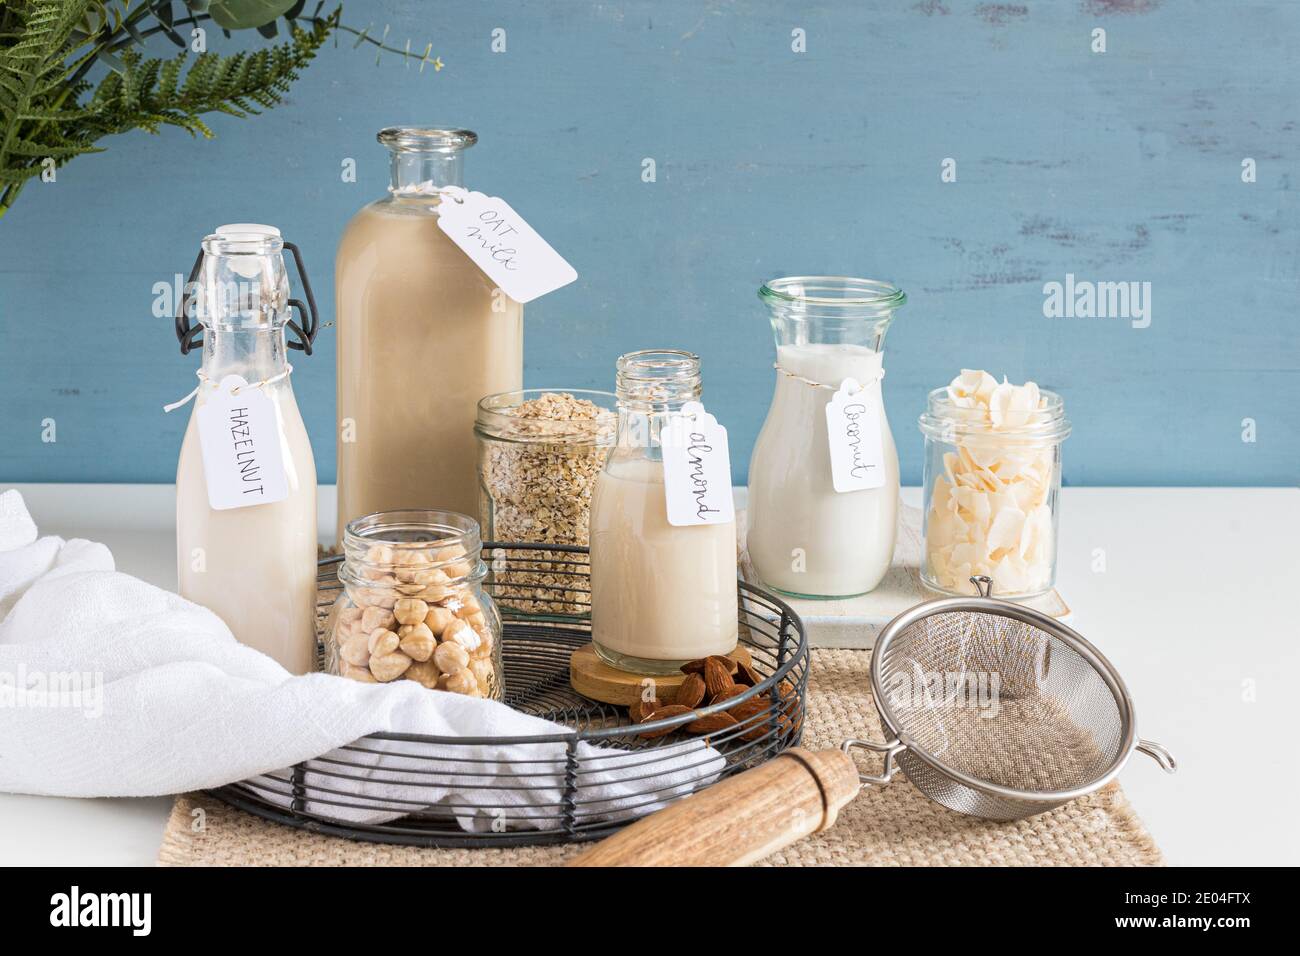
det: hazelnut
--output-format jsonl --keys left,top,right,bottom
{"left": 393, "top": 598, "right": 430, "bottom": 626}
{"left": 468, "top": 657, "right": 494, "bottom": 688}
{"left": 393, "top": 549, "right": 426, "bottom": 568}
{"left": 435, "top": 543, "right": 468, "bottom": 562}
{"left": 339, "top": 632, "right": 371, "bottom": 667}
{"left": 357, "top": 587, "right": 398, "bottom": 610}
{"left": 360, "top": 606, "right": 396, "bottom": 632}
{"left": 404, "top": 659, "right": 441, "bottom": 689}
{"left": 434, "top": 641, "right": 470, "bottom": 675}
{"left": 368, "top": 628, "right": 400, "bottom": 657}
{"left": 439, "top": 669, "right": 478, "bottom": 695}
{"left": 369, "top": 651, "right": 413, "bottom": 683}
{"left": 418, "top": 584, "right": 452, "bottom": 602}
{"left": 398, "top": 622, "right": 435, "bottom": 662}
{"left": 340, "top": 662, "right": 377, "bottom": 683}
{"left": 454, "top": 593, "right": 482, "bottom": 619}
{"left": 424, "top": 605, "right": 455, "bottom": 636}
{"left": 442, "top": 618, "right": 481, "bottom": 652}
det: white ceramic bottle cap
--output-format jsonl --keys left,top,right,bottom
{"left": 215, "top": 223, "right": 282, "bottom": 237}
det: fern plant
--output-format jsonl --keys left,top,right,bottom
{"left": 0, "top": 0, "right": 439, "bottom": 219}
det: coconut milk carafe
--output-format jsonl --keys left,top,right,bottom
{"left": 747, "top": 277, "right": 905, "bottom": 598}
{"left": 335, "top": 127, "right": 524, "bottom": 535}
{"left": 172, "top": 224, "right": 320, "bottom": 674}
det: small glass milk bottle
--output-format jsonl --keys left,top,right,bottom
{"left": 173, "top": 224, "right": 320, "bottom": 674}
{"left": 747, "top": 277, "right": 905, "bottom": 599}
{"left": 589, "top": 350, "right": 739, "bottom": 674}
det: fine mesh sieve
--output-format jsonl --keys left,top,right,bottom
{"left": 844, "top": 576, "right": 1175, "bottom": 820}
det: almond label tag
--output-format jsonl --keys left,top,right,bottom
{"left": 436, "top": 186, "right": 578, "bottom": 304}
{"left": 825, "top": 377, "right": 886, "bottom": 493}
{"left": 661, "top": 401, "right": 736, "bottom": 527}
{"left": 195, "top": 375, "right": 289, "bottom": 511}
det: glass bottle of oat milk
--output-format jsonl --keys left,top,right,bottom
{"left": 173, "top": 224, "right": 319, "bottom": 674}
{"left": 747, "top": 277, "right": 905, "bottom": 599}
{"left": 335, "top": 128, "right": 524, "bottom": 536}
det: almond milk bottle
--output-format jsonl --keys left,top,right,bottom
{"left": 747, "top": 277, "right": 906, "bottom": 598}
{"left": 173, "top": 224, "right": 320, "bottom": 674}
{"left": 589, "top": 351, "right": 739, "bottom": 674}
{"left": 335, "top": 128, "right": 524, "bottom": 536}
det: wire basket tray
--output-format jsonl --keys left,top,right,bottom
{"left": 207, "top": 543, "right": 809, "bottom": 849}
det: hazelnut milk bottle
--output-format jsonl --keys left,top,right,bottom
{"left": 335, "top": 128, "right": 524, "bottom": 535}
{"left": 172, "top": 224, "right": 320, "bottom": 674}
{"left": 747, "top": 277, "right": 905, "bottom": 598}
{"left": 589, "top": 351, "right": 739, "bottom": 674}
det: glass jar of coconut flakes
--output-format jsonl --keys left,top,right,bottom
{"left": 475, "top": 390, "right": 617, "bottom": 617}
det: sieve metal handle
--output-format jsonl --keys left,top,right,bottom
{"left": 1136, "top": 738, "right": 1177, "bottom": 773}
{"left": 841, "top": 736, "right": 907, "bottom": 786}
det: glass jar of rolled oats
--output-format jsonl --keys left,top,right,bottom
{"left": 325, "top": 510, "right": 503, "bottom": 699}
{"left": 475, "top": 389, "right": 616, "bottom": 617}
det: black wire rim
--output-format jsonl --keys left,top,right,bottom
{"left": 206, "top": 543, "right": 809, "bottom": 848}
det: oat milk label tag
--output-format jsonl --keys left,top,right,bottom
{"left": 661, "top": 401, "right": 736, "bottom": 527}
{"left": 195, "top": 375, "right": 289, "bottom": 510}
{"left": 436, "top": 186, "right": 578, "bottom": 304}
{"left": 825, "top": 377, "right": 886, "bottom": 493}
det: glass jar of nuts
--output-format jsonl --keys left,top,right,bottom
{"left": 325, "top": 510, "right": 503, "bottom": 699}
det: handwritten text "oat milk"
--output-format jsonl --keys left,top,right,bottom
{"left": 463, "top": 210, "right": 519, "bottom": 271}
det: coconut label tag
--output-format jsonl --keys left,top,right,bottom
{"left": 661, "top": 401, "right": 736, "bottom": 527}
{"left": 436, "top": 186, "right": 578, "bottom": 304}
{"left": 195, "top": 375, "right": 289, "bottom": 511}
{"left": 825, "top": 377, "right": 886, "bottom": 493}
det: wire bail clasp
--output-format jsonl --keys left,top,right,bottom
{"left": 174, "top": 239, "right": 319, "bottom": 356}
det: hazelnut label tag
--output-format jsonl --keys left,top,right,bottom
{"left": 436, "top": 186, "right": 578, "bottom": 304}
{"left": 825, "top": 377, "right": 887, "bottom": 493}
{"left": 195, "top": 375, "right": 289, "bottom": 511}
{"left": 661, "top": 401, "right": 736, "bottom": 527}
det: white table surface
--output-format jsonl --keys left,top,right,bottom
{"left": 1, "top": 483, "right": 1297, "bottom": 867}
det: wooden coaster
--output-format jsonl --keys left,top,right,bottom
{"left": 569, "top": 643, "right": 753, "bottom": 706}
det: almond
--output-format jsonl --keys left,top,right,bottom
{"left": 729, "top": 697, "right": 772, "bottom": 741}
{"left": 686, "top": 711, "right": 738, "bottom": 735}
{"left": 710, "top": 683, "right": 748, "bottom": 706}
{"left": 703, "top": 657, "right": 735, "bottom": 699}
{"left": 681, "top": 655, "right": 737, "bottom": 676}
{"left": 637, "top": 704, "right": 691, "bottom": 738}
{"left": 735, "top": 660, "right": 763, "bottom": 687}
{"left": 674, "top": 673, "right": 706, "bottom": 709}
{"left": 628, "top": 697, "right": 662, "bottom": 723}
{"left": 727, "top": 694, "right": 769, "bottom": 719}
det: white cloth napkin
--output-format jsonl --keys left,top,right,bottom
{"left": 0, "top": 490, "right": 722, "bottom": 831}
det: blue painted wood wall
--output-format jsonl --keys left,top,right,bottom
{"left": 1, "top": 0, "right": 1296, "bottom": 485}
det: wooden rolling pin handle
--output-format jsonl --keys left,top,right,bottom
{"left": 567, "top": 747, "right": 862, "bottom": 867}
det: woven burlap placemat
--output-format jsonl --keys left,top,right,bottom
{"left": 157, "top": 648, "right": 1164, "bottom": 866}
